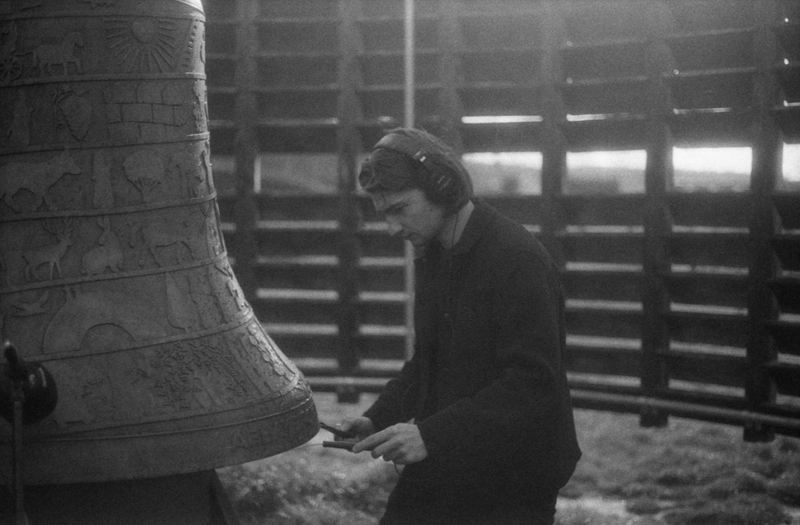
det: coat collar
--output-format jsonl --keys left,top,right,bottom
{"left": 417, "top": 199, "right": 492, "bottom": 265}
{"left": 451, "top": 199, "right": 492, "bottom": 257}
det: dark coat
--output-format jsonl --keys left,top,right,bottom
{"left": 364, "top": 199, "right": 581, "bottom": 493}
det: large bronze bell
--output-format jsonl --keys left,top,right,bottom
{"left": 0, "top": 0, "right": 318, "bottom": 486}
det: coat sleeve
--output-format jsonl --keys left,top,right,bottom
{"left": 415, "top": 250, "right": 569, "bottom": 469}
{"left": 362, "top": 351, "right": 420, "bottom": 431}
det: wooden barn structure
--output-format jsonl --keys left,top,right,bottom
{"left": 202, "top": 0, "right": 800, "bottom": 440}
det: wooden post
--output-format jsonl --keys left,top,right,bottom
{"left": 744, "top": 0, "right": 781, "bottom": 442}
{"left": 437, "top": 0, "right": 465, "bottom": 152}
{"left": 639, "top": 0, "right": 674, "bottom": 428}
{"left": 539, "top": 1, "right": 566, "bottom": 265}
{"left": 335, "top": 0, "right": 362, "bottom": 401}
{"left": 401, "top": 0, "right": 417, "bottom": 362}
{"left": 232, "top": 0, "right": 259, "bottom": 303}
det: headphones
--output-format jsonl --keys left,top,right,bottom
{"left": 373, "top": 133, "right": 468, "bottom": 213}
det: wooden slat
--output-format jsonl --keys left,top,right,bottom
{"left": 293, "top": 357, "right": 403, "bottom": 377}
{"left": 256, "top": 255, "right": 337, "bottom": 266}
{"left": 256, "top": 220, "right": 338, "bottom": 231}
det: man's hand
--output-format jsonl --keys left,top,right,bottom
{"left": 338, "top": 416, "right": 375, "bottom": 441}
{"left": 352, "top": 423, "right": 428, "bottom": 465}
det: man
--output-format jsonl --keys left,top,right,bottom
{"left": 339, "top": 128, "right": 581, "bottom": 525}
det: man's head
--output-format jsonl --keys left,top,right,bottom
{"left": 358, "top": 129, "right": 474, "bottom": 248}
{"left": 358, "top": 128, "right": 473, "bottom": 216}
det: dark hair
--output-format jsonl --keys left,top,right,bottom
{"left": 358, "top": 128, "right": 473, "bottom": 214}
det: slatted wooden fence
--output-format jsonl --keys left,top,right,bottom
{"left": 203, "top": 0, "right": 800, "bottom": 440}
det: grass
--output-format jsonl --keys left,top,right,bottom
{"left": 217, "top": 393, "right": 800, "bottom": 525}
{"left": 561, "top": 410, "right": 800, "bottom": 525}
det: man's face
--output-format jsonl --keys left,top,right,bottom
{"left": 370, "top": 188, "right": 446, "bottom": 248}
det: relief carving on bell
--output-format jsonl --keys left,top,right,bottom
{"left": 0, "top": 0, "right": 319, "bottom": 485}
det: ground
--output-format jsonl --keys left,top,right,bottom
{"left": 217, "top": 392, "right": 800, "bottom": 525}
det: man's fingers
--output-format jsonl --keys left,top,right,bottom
{"left": 371, "top": 438, "right": 402, "bottom": 461}
{"left": 351, "top": 432, "right": 381, "bottom": 454}
{"left": 350, "top": 424, "right": 427, "bottom": 464}
{"left": 352, "top": 426, "right": 395, "bottom": 454}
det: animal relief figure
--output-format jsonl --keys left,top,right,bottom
{"left": 33, "top": 32, "right": 84, "bottom": 76}
{"left": 22, "top": 218, "right": 76, "bottom": 281}
{"left": 130, "top": 216, "right": 193, "bottom": 267}
{"left": 81, "top": 216, "right": 124, "bottom": 275}
{"left": 0, "top": 150, "right": 81, "bottom": 212}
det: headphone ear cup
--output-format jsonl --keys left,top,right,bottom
{"left": 432, "top": 172, "right": 454, "bottom": 202}
{"left": 435, "top": 173, "right": 459, "bottom": 209}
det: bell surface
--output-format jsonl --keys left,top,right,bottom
{"left": 0, "top": 0, "right": 318, "bottom": 485}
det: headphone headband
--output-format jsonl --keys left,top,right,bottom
{"left": 374, "top": 133, "right": 436, "bottom": 172}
